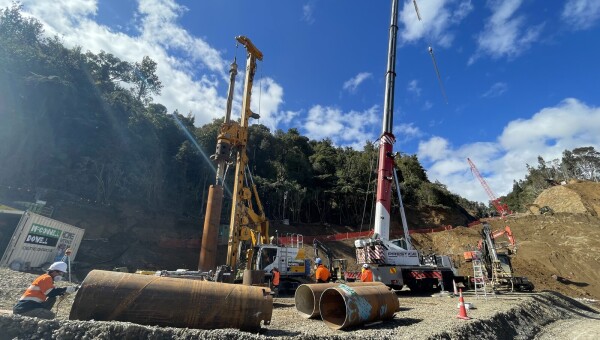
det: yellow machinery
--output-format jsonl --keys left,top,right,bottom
{"left": 219, "top": 36, "right": 268, "bottom": 272}
{"left": 203, "top": 37, "right": 311, "bottom": 290}
{"left": 198, "top": 36, "right": 266, "bottom": 277}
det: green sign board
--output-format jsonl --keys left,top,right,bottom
{"left": 25, "top": 224, "right": 62, "bottom": 247}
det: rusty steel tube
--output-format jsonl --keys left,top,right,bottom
{"left": 294, "top": 282, "right": 386, "bottom": 318}
{"left": 199, "top": 185, "right": 223, "bottom": 271}
{"left": 69, "top": 270, "right": 272, "bottom": 331}
{"left": 319, "top": 284, "right": 399, "bottom": 330}
{"left": 242, "top": 269, "right": 265, "bottom": 286}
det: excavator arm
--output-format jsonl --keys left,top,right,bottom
{"left": 492, "top": 226, "right": 516, "bottom": 248}
{"left": 313, "top": 238, "right": 334, "bottom": 269}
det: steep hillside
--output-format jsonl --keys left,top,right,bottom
{"left": 534, "top": 182, "right": 600, "bottom": 216}
{"left": 413, "top": 214, "right": 600, "bottom": 299}
{"left": 417, "top": 182, "right": 600, "bottom": 299}
{"left": 316, "top": 182, "right": 600, "bottom": 300}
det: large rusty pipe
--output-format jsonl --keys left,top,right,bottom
{"left": 243, "top": 269, "right": 265, "bottom": 286}
{"left": 199, "top": 185, "right": 223, "bottom": 271}
{"left": 294, "top": 282, "right": 386, "bottom": 318}
{"left": 69, "top": 270, "right": 272, "bottom": 331}
{"left": 319, "top": 284, "right": 399, "bottom": 330}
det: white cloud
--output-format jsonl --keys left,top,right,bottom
{"left": 561, "top": 0, "right": 600, "bottom": 31}
{"left": 249, "top": 77, "right": 299, "bottom": 131}
{"left": 418, "top": 98, "right": 600, "bottom": 203}
{"left": 399, "top": 0, "right": 473, "bottom": 47}
{"left": 422, "top": 101, "right": 433, "bottom": 110}
{"left": 470, "top": 0, "right": 543, "bottom": 64}
{"left": 19, "top": 0, "right": 98, "bottom": 34}
{"left": 482, "top": 82, "right": 508, "bottom": 98}
{"left": 303, "top": 105, "right": 379, "bottom": 149}
{"left": 137, "top": 0, "right": 226, "bottom": 74}
{"left": 394, "top": 123, "right": 423, "bottom": 144}
{"left": 343, "top": 72, "right": 372, "bottom": 93}
{"left": 407, "top": 79, "right": 421, "bottom": 96}
{"left": 4, "top": 0, "right": 285, "bottom": 128}
{"left": 418, "top": 136, "right": 450, "bottom": 162}
{"left": 302, "top": 3, "right": 315, "bottom": 24}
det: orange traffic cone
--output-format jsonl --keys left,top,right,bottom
{"left": 457, "top": 289, "right": 471, "bottom": 320}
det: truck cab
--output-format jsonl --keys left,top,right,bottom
{"left": 253, "top": 244, "right": 310, "bottom": 278}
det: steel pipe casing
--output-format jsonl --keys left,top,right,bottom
{"left": 243, "top": 269, "right": 265, "bottom": 286}
{"left": 294, "top": 282, "right": 386, "bottom": 318}
{"left": 319, "top": 284, "right": 399, "bottom": 330}
{"left": 199, "top": 185, "right": 223, "bottom": 271}
{"left": 69, "top": 270, "right": 272, "bottom": 331}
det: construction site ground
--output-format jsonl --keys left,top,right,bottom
{"left": 1, "top": 183, "right": 600, "bottom": 338}
{"left": 0, "top": 268, "right": 599, "bottom": 339}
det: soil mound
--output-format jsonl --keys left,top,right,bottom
{"left": 534, "top": 182, "right": 600, "bottom": 216}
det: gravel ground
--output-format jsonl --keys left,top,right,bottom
{"left": 0, "top": 268, "right": 599, "bottom": 339}
{"left": 533, "top": 318, "right": 600, "bottom": 340}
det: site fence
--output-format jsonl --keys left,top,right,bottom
{"left": 276, "top": 221, "right": 486, "bottom": 246}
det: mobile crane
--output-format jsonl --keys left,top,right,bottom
{"left": 353, "top": 0, "right": 457, "bottom": 293}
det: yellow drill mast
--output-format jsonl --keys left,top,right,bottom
{"left": 223, "top": 36, "right": 268, "bottom": 270}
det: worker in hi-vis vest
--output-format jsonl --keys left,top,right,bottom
{"left": 13, "top": 261, "right": 79, "bottom": 319}
{"left": 271, "top": 267, "right": 280, "bottom": 296}
{"left": 360, "top": 263, "right": 374, "bottom": 282}
{"left": 315, "top": 258, "right": 331, "bottom": 283}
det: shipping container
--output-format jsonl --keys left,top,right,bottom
{"left": 0, "top": 209, "right": 25, "bottom": 258}
{"left": 0, "top": 212, "right": 85, "bottom": 271}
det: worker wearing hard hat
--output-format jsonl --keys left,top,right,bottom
{"left": 360, "top": 263, "right": 374, "bottom": 282}
{"left": 315, "top": 258, "right": 331, "bottom": 283}
{"left": 13, "top": 261, "right": 79, "bottom": 319}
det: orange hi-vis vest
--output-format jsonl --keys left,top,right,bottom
{"left": 361, "top": 269, "right": 373, "bottom": 282}
{"left": 272, "top": 271, "right": 280, "bottom": 286}
{"left": 20, "top": 274, "right": 55, "bottom": 303}
{"left": 315, "top": 265, "right": 331, "bottom": 282}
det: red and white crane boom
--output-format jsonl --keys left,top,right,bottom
{"left": 374, "top": 0, "right": 400, "bottom": 241}
{"left": 467, "top": 158, "right": 511, "bottom": 217}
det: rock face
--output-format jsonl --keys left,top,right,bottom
{"left": 534, "top": 182, "right": 600, "bottom": 216}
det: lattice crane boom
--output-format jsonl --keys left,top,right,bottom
{"left": 467, "top": 158, "right": 511, "bottom": 216}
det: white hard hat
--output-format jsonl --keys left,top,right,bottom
{"left": 362, "top": 263, "right": 370, "bottom": 269}
{"left": 48, "top": 261, "right": 68, "bottom": 273}
{"left": 315, "top": 258, "right": 322, "bottom": 264}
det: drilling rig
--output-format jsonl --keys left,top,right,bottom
{"left": 468, "top": 223, "right": 534, "bottom": 292}
{"left": 192, "top": 36, "right": 310, "bottom": 290}
{"left": 353, "top": 0, "right": 456, "bottom": 293}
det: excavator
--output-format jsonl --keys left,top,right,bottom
{"left": 464, "top": 223, "right": 534, "bottom": 292}
{"left": 312, "top": 238, "right": 348, "bottom": 282}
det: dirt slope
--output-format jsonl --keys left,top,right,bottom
{"left": 412, "top": 214, "right": 600, "bottom": 299}
{"left": 534, "top": 182, "right": 600, "bottom": 216}
{"left": 319, "top": 182, "right": 600, "bottom": 300}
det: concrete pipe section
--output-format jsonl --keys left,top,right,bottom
{"left": 294, "top": 282, "right": 386, "bottom": 318}
{"left": 319, "top": 284, "right": 399, "bottom": 330}
{"left": 69, "top": 270, "right": 273, "bottom": 331}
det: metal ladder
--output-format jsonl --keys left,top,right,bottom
{"left": 472, "top": 259, "right": 490, "bottom": 299}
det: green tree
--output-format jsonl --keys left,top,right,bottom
{"left": 129, "top": 56, "right": 162, "bottom": 104}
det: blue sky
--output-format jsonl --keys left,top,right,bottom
{"left": 5, "top": 0, "right": 600, "bottom": 203}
